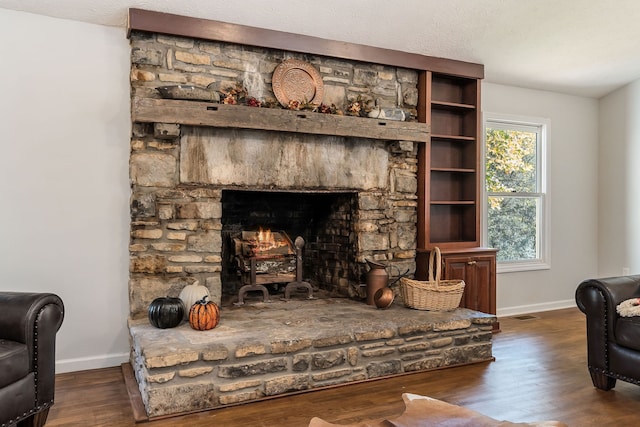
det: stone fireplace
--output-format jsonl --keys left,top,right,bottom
{"left": 125, "top": 11, "right": 495, "bottom": 420}
{"left": 127, "top": 32, "right": 424, "bottom": 316}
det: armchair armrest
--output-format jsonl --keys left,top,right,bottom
{"left": 575, "top": 276, "right": 640, "bottom": 374}
{"left": 0, "top": 292, "right": 64, "bottom": 344}
{"left": 576, "top": 276, "right": 640, "bottom": 324}
{"left": 0, "top": 292, "right": 64, "bottom": 405}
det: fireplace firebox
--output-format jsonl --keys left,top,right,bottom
{"left": 221, "top": 190, "right": 357, "bottom": 302}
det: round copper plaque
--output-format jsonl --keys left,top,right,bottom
{"left": 272, "top": 59, "right": 324, "bottom": 107}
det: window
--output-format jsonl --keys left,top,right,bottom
{"left": 483, "top": 113, "right": 549, "bottom": 272}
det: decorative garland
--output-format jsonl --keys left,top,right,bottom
{"left": 220, "top": 83, "right": 370, "bottom": 116}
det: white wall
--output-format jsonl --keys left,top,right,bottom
{"left": 0, "top": 8, "right": 606, "bottom": 372}
{"left": 482, "top": 83, "right": 600, "bottom": 316}
{"left": 598, "top": 79, "right": 640, "bottom": 276}
{"left": 0, "top": 9, "right": 131, "bottom": 372}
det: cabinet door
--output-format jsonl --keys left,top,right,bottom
{"left": 442, "top": 257, "right": 473, "bottom": 309}
{"left": 442, "top": 253, "right": 496, "bottom": 315}
{"left": 472, "top": 256, "right": 496, "bottom": 315}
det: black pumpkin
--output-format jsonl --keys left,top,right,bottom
{"left": 148, "top": 296, "right": 184, "bottom": 329}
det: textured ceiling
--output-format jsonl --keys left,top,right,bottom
{"left": 1, "top": 0, "right": 639, "bottom": 98}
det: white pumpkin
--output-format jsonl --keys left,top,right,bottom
{"left": 178, "top": 282, "right": 210, "bottom": 320}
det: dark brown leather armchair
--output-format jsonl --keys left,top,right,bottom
{"left": 0, "top": 292, "right": 64, "bottom": 427}
{"left": 575, "top": 275, "right": 640, "bottom": 390}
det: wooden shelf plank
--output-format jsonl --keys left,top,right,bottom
{"left": 431, "top": 100, "right": 476, "bottom": 110}
{"left": 431, "top": 167, "right": 476, "bottom": 173}
{"left": 431, "top": 134, "right": 476, "bottom": 142}
{"left": 132, "top": 97, "right": 430, "bottom": 142}
{"left": 430, "top": 201, "right": 476, "bottom": 205}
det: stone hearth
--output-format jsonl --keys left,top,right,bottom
{"left": 129, "top": 298, "right": 496, "bottom": 418}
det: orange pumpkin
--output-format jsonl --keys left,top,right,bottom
{"left": 188, "top": 295, "right": 220, "bottom": 330}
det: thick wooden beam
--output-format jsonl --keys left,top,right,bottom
{"left": 127, "top": 8, "right": 483, "bottom": 79}
{"left": 132, "top": 97, "right": 430, "bottom": 142}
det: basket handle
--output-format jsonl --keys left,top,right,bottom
{"left": 427, "top": 247, "right": 442, "bottom": 285}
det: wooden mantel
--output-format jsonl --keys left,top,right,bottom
{"left": 133, "top": 97, "right": 429, "bottom": 142}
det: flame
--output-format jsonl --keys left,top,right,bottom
{"left": 257, "top": 227, "right": 273, "bottom": 244}
{"left": 254, "top": 227, "right": 286, "bottom": 252}
{"left": 241, "top": 227, "right": 293, "bottom": 257}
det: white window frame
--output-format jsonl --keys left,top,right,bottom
{"left": 482, "top": 113, "right": 550, "bottom": 273}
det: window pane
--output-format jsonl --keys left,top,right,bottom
{"left": 486, "top": 128, "right": 537, "bottom": 193}
{"left": 488, "top": 196, "right": 539, "bottom": 262}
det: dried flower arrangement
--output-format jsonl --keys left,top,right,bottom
{"left": 346, "top": 95, "right": 373, "bottom": 117}
{"left": 220, "top": 84, "right": 246, "bottom": 105}
{"left": 282, "top": 97, "right": 342, "bottom": 115}
{"left": 219, "top": 84, "right": 381, "bottom": 119}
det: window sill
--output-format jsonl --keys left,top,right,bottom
{"left": 497, "top": 260, "right": 550, "bottom": 274}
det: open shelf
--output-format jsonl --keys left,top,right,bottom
{"left": 431, "top": 137, "right": 477, "bottom": 170}
{"left": 430, "top": 170, "right": 477, "bottom": 202}
{"left": 429, "top": 204, "right": 477, "bottom": 243}
{"left": 430, "top": 108, "right": 477, "bottom": 138}
{"left": 421, "top": 72, "right": 481, "bottom": 250}
{"left": 431, "top": 75, "right": 478, "bottom": 105}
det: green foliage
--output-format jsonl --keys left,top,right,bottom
{"left": 485, "top": 127, "right": 539, "bottom": 261}
{"left": 486, "top": 128, "right": 537, "bottom": 194}
{"left": 488, "top": 197, "right": 538, "bottom": 261}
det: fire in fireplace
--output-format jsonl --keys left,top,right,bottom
{"left": 231, "top": 229, "right": 313, "bottom": 303}
{"left": 221, "top": 190, "right": 357, "bottom": 302}
{"left": 232, "top": 229, "right": 296, "bottom": 286}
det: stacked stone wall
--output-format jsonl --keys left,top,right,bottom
{"left": 129, "top": 33, "right": 421, "bottom": 317}
{"left": 130, "top": 32, "right": 419, "bottom": 119}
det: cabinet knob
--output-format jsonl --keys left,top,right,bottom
{"left": 467, "top": 260, "right": 477, "bottom": 266}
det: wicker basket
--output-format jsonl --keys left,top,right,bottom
{"left": 400, "top": 247, "right": 465, "bottom": 311}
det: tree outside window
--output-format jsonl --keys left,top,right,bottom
{"left": 484, "top": 115, "right": 549, "bottom": 271}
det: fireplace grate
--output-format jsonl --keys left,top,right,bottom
{"left": 232, "top": 230, "right": 313, "bottom": 304}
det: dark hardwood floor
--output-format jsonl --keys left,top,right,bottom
{"left": 46, "top": 308, "right": 640, "bottom": 426}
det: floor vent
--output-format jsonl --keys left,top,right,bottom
{"left": 512, "top": 314, "right": 539, "bottom": 321}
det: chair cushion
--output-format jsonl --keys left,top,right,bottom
{"left": 0, "top": 339, "right": 29, "bottom": 389}
{"left": 615, "top": 316, "right": 640, "bottom": 352}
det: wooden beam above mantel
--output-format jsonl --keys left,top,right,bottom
{"left": 132, "top": 97, "right": 430, "bottom": 142}
{"left": 127, "top": 8, "right": 483, "bottom": 79}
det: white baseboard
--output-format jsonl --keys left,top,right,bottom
{"left": 56, "top": 352, "right": 129, "bottom": 374}
{"left": 496, "top": 299, "right": 577, "bottom": 318}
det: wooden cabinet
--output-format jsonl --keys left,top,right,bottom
{"left": 415, "top": 70, "right": 497, "bottom": 329}
{"left": 441, "top": 248, "right": 499, "bottom": 331}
